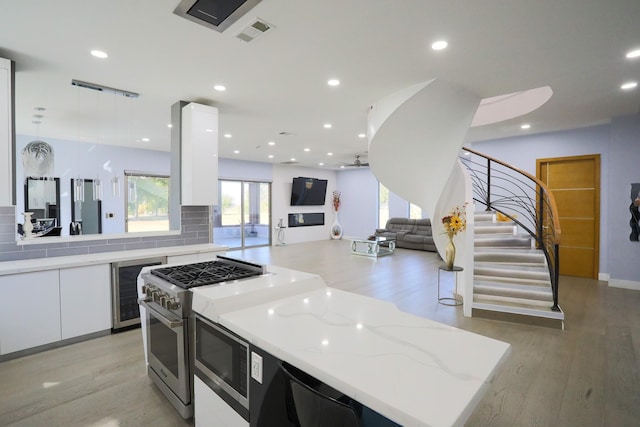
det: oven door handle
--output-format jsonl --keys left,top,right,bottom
{"left": 139, "top": 300, "right": 183, "bottom": 329}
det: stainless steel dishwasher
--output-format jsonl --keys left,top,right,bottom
{"left": 111, "top": 257, "right": 166, "bottom": 331}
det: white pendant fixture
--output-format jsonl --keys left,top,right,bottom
{"left": 74, "top": 178, "right": 85, "bottom": 202}
{"left": 93, "top": 176, "right": 103, "bottom": 201}
{"left": 111, "top": 176, "right": 121, "bottom": 198}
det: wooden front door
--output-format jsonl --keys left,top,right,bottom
{"left": 537, "top": 155, "right": 600, "bottom": 279}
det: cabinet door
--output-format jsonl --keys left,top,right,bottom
{"left": 194, "top": 375, "right": 249, "bottom": 427}
{"left": 181, "top": 103, "right": 218, "bottom": 206}
{"left": 0, "top": 270, "right": 61, "bottom": 355}
{"left": 59, "top": 264, "right": 111, "bottom": 339}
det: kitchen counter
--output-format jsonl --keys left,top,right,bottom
{"left": 192, "top": 267, "right": 510, "bottom": 427}
{"left": 0, "top": 244, "right": 227, "bottom": 276}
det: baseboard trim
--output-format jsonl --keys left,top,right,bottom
{"left": 0, "top": 329, "right": 111, "bottom": 362}
{"left": 598, "top": 272, "right": 610, "bottom": 282}
{"left": 609, "top": 278, "right": 640, "bottom": 291}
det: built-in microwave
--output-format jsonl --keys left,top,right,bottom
{"left": 194, "top": 313, "right": 250, "bottom": 421}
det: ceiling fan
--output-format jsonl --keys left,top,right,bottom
{"left": 343, "top": 155, "right": 369, "bottom": 167}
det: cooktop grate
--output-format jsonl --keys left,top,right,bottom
{"left": 150, "top": 260, "right": 263, "bottom": 289}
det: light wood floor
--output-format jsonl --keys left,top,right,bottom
{"left": 1, "top": 240, "right": 639, "bottom": 426}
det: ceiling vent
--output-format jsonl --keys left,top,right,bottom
{"left": 280, "top": 160, "right": 299, "bottom": 165}
{"left": 236, "top": 18, "right": 273, "bottom": 42}
{"left": 173, "top": 0, "right": 262, "bottom": 33}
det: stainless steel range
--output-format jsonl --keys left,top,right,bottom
{"left": 138, "top": 255, "right": 267, "bottom": 419}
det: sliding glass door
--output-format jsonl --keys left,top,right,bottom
{"left": 213, "top": 180, "right": 271, "bottom": 248}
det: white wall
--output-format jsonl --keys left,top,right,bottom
{"left": 272, "top": 165, "right": 337, "bottom": 244}
{"left": 335, "top": 168, "right": 379, "bottom": 238}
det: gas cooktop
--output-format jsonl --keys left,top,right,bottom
{"left": 150, "top": 257, "right": 265, "bottom": 289}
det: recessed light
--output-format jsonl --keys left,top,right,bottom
{"left": 214, "top": 85, "right": 226, "bottom": 91}
{"left": 304, "top": 148, "right": 310, "bottom": 152}
{"left": 626, "top": 49, "right": 640, "bottom": 59}
{"left": 431, "top": 40, "right": 448, "bottom": 50}
{"left": 268, "top": 141, "right": 275, "bottom": 146}
{"left": 233, "top": 150, "right": 240, "bottom": 154}
{"left": 224, "top": 133, "right": 232, "bottom": 138}
{"left": 205, "top": 129, "right": 214, "bottom": 133}
{"left": 521, "top": 124, "right": 531, "bottom": 129}
{"left": 167, "top": 124, "right": 173, "bottom": 128}
{"left": 358, "top": 133, "right": 366, "bottom": 138}
{"left": 323, "top": 123, "right": 332, "bottom": 129}
{"left": 90, "top": 50, "right": 108, "bottom": 59}
{"left": 327, "top": 79, "right": 340, "bottom": 86}
{"left": 141, "top": 137, "right": 150, "bottom": 142}
{"left": 318, "top": 162, "right": 324, "bottom": 166}
{"left": 340, "top": 165, "right": 345, "bottom": 169}
{"left": 621, "top": 81, "right": 638, "bottom": 90}
{"left": 290, "top": 157, "right": 296, "bottom": 162}
{"left": 268, "top": 154, "right": 274, "bottom": 159}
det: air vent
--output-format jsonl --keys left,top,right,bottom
{"left": 236, "top": 18, "right": 273, "bottom": 42}
{"left": 174, "top": 0, "right": 262, "bottom": 33}
{"left": 280, "top": 160, "right": 300, "bottom": 165}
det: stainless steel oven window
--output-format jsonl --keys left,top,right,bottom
{"left": 150, "top": 316, "right": 180, "bottom": 378}
{"left": 144, "top": 304, "right": 190, "bottom": 404}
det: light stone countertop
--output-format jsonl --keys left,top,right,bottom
{"left": 0, "top": 244, "right": 227, "bottom": 276}
{"left": 192, "top": 269, "right": 511, "bottom": 427}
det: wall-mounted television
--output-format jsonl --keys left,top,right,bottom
{"left": 290, "top": 177, "right": 328, "bottom": 206}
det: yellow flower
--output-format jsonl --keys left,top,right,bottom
{"left": 442, "top": 204, "right": 467, "bottom": 237}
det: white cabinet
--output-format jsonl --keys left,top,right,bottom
{"left": 60, "top": 264, "right": 111, "bottom": 339}
{"left": 181, "top": 103, "right": 218, "bottom": 206}
{"left": 194, "top": 375, "right": 249, "bottom": 427}
{"left": 0, "top": 270, "right": 61, "bottom": 355}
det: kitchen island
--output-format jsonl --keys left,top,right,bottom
{"left": 191, "top": 265, "right": 510, "bottom": 427}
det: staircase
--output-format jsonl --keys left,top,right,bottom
{"left": 472, "top": 212, "right": 564, "bottom": 329}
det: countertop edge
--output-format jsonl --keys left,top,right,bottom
{"left": 0, "top": 244, "right": 228, "bottom": 275}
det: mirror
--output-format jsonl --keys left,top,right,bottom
{"left": 24, "top": 177, "right": 61, "bottom": 234}
{"left": 70, "top": 178, "right": 103, "bottom": 235}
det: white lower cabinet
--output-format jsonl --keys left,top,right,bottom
{"left": 194, "top": 375, "right": 249, "bottom": 427}
{"left": 60, "top": 264, "right": 111, "bottom": 339}
{"left": 0, "top": 270, "right": 61, "bottom": 355}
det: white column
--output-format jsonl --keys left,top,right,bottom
{"left": 0, "top": 57, "right": 14, "bottom": 206}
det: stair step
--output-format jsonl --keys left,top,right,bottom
{"left": 475, "top": 225, "right": 516, "bottom": 234}
{"left": 474, "top": 280, "right": 553, "bottom": 302}
{"left": 474, "top": 212, "right": 495, "bottom": 222}
{"left": 475, "top": 262, "right": 550, "bottom": 276}
{"left": 474, "top": 250, "right": 546, "bottom": 264}
{"left": 472, "top": 300, "right": 564, "bottom": 329}
{"left": 474, "top": 235, "right": 533, "bottom": 248}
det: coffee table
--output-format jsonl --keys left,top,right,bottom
{"left": 350, "top": 236, "right": 395, "bottom": 257}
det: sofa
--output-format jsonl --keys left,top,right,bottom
{"left": 375, "top": 218, "right": 436, "bottom": 251}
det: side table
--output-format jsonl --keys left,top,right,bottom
{"left": 438, "top": 265, "right": 463, "bottom": 306}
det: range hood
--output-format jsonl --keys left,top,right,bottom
{"left": 173, "top": 0, "right": 262, "bottom": 33}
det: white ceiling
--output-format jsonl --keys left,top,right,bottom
{"left": 1, "top": 0, "right": 639, "bottom": 169}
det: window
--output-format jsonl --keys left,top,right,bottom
{"left": 125, "top": 172, "right": 170, "bottom": 232}
{"left": 409, "top": 203, "right": 422, "bottom": 219}
{"left": 378, "top": 183, "right": 389, "bottom": 228}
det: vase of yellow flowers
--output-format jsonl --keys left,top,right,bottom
{"left": 441, "top": 204, "right": 467, "bottom": 269}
